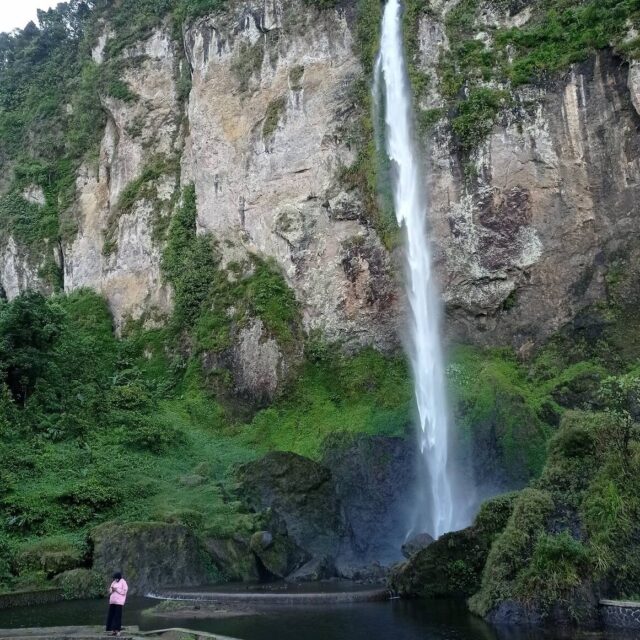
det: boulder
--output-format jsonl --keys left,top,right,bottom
{"left": 401, "top": 533, "right": 434, "bottom": 559}
{"left": 236, "top": 451, "right": 345, "bottom": 558}
{"left": 204, "top": 537, "right": 258, "bottom": 582}
{"left": 286, "top": 556, "right": 336, "bottom": 582}
{"left": 250, "top": 531, "right": 274, "bottom": 552}
{"left": 251, "top": 533, "right": 310, "bottom": 580}
{"left": 91, "top": 521, "right": 218, "bottom": 594}
{"left": 334, "top": 559, "right": 389, "bottom": 584}
{"left": 390, "top": 527, "right": 486, "bottom": 598}
{"left": 390, "top": 492, "right": 517, "bottom": 598}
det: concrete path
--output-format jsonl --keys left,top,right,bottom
{"left": 0, "top": 626, "right": 242, "bottom": 640}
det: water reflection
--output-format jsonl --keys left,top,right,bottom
{"left": 0, "top": 597, "right": 634, "bottom": 640}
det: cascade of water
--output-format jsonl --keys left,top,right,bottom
{"left": 376, "top": 0, "right": 461, "bottom": 538}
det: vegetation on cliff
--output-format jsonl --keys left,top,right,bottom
{"left": 0, "top": 287, "right": 412, "bottom": 592}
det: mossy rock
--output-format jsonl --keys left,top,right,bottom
{"left": 204, "top": 537, "right": 258, "bottom": 582}
{"left": 91, "top": 521, "right": 220, "bottom": 594}
{"left": 236, "top": 451, "right": 345, "bottom": 558}
{"left": 469, "top": 410, "right": 640, "bottom": 626}
{"left": 252, "top": 533, "right": 310, "bottom": 580}
{"left": 390, "top": 492, "right": 517, "bottom": 599}
{"left": 16, "top": 539, "right": 84, "bottom": 577}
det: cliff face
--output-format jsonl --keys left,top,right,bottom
{"left": 422, "top": 31, "right": 640, "bottom": 349}
{"left": 1, "top": 0, "right": 639, "bottom": 368}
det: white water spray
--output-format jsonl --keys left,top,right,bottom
{"left": 376, "top": 0, "right": 461, "bottom": 538}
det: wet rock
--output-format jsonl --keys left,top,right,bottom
{"left": 252, "top": 533, "right": 310, "bottom": 580}
{"left": 401, "top": 533, "right": 434, "bottom": 559}
{"left": 322, "top": 435, "right": 418, "bottom": 565}
{"left": 390, "top": 493, "right": 516, "bottom": 598}
{"left": 334, "top": 559, "right": 389, "bottom": 584}
{"left": 286, "top": 556, "right": 336, "bottom": 582}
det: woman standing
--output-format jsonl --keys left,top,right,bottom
{"left": 106, "top": 571, "right": 128, "bottom": 636}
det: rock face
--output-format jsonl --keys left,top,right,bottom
{"left": 63, "top": 29, "right": 179, "bottom": 331}
{"left": 2, "top": 0, "right": 640, "bottom": 365}
{"left": 91, "top": 522, "right": 216, "bottom": 594}
{"left": 423, "top": 44, "right": 640, "bottom": 348}
{"left": 237, "top": 451, "right": 346, "bottom": 559}
{"left": 322, "top": 435, "right": 419, "bottom": 566}
{"left": 181, "top": 2, "right": 399, "bottom": 350}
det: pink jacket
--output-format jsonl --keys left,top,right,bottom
{"left": 109, "top": 579, "right": 128, "bottom": 605}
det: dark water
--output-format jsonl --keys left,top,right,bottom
{"left": 0, "top": 596, "right": 613, "bottom": 640}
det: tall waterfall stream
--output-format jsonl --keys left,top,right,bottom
{"left": 376, "top": 0, "right": 469, "bottom": 538}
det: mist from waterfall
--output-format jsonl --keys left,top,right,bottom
{"left": 375, "top": 0, "right": 471, "bottom": 538}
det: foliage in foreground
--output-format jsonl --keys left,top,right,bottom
{"left": 470, "top": 407, "right": 640, "bottom": 622}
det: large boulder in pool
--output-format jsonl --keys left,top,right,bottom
{"left": 236, "top": 451, "right": 346, "bottom": 558}
{"left": 91, "top": 522, "right": 218, "bottom": 594}
{"left": 390, "top": 492, "right": 517, "bottom": 598}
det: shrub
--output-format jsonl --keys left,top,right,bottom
{"left": 55, "top": 568, "right": 105, "bottom": 600}
{"left": 469, "top": 488, "right": 554, "bottom": 616}
{"left": 120, "top": 414, "right": 185, "bottom": 454}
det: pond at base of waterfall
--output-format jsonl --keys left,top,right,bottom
{"left": 0, "top": 595, "right": 629, "bottom": 640}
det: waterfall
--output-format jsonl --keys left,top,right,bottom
{"left": 376, "top": 0, "right": 460, "bottom": 539}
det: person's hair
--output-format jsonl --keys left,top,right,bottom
{"left": 112, "top": 571, "right": 122, "bottom": 581}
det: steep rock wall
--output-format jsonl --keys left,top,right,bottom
{"left": 1, "top": 0, "right": 639, "bottom": 360}
{"left": 418, "top": 10, "right": 640, "bottom": 350}
{"left": 181, "top": 0, "right": 399, "bottom": 349}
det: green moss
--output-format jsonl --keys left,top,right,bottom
{"left": 288, "top": 65, "right": 305, "bottom": 90}
{"left": 242, "top": 346, "right": 412, "bottom": 459}
{"left": 469, "top": 487, "right": 555, "bottom": 617}
{"left": 391, "top": 492, "right": 517, "bottom": 599}
{"left": 471, "top": 406, "right": 640, "bottom": 620}
{"left": 262, "top": 96, "right": 286, "bottom": 141}
{"left": 231, "top": 40, "right": 264, "bottom": 94}
{"left": 448, "top": 346, "right": 550, "bottom": 484}
{"left": 451, "top": 88, "right": 510, "bottom": 153}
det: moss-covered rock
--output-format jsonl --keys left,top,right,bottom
{"left": 91, "top": 522, "right": 220, "bottom": 594}
{"left": 390, "top": 492, "right": 516, "bottom": 598}
{"left": 470, "top": 410, "right": 640, "bottom": 626}
{"left": 15, "top": 539, "right": 85, "bottom": 578}
{"left": 250, "top": 531, "right": 310, "bottom": 580}
{"left": 236, "top": 451, "right": 345, "bottom": 558}
{"left": 203, "top": 537, "right": 258, "bottom": 582}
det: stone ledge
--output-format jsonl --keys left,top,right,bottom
{"left": 600, "top": 599, "right": 640, "bottom": 630}
{"left": 600, "top": 599, "right": 640, "bottom": 608}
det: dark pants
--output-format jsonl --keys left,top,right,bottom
{"left": 106, "top": 603, "right": 123, "bottom": 631}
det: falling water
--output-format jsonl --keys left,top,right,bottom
{"left": 376, "top": 0, "right": 457, "bottom": 538}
